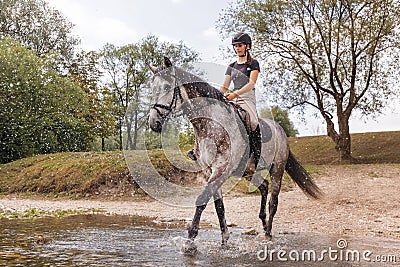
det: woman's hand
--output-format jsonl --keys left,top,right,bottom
{"left": 225, "top": 92, "right": 239, "bottom": 101}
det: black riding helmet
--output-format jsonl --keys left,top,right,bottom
{"left": 232, "top": 32, "right": 252, "bottom": 49}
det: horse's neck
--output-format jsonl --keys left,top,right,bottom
{"left": 176, "top": 68, "right": 233, "bottom": 135}
{"left": 180, "top": 83, "right": 201, "bottom": 100}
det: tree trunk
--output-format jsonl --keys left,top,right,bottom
{"left": 101, "top": 137, "right": 105, "bottom": 151}
{"left": 119, "top": 119, "right": 123, "bottom": 151}
{"left": 337, "top": 119, "right": 352, "bottom": 161}
{"left": 325, "top": 115, "right": 352, "bottom": 162}
{"left": 125, "top": 116, "right": 133, "bottom": 150}
{"left": 132, "top": 108, "right": 139, "bottom": 150}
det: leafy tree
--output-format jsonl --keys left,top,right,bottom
{"left": 260, "top": 106, "right": 298, "bottom": 137}
{"left": 218, "top": 0, "right": 400, "bottom": 160}
{"left": 68, "top": 51, "right": 116, "bottom": 151}
{"left": 100, "top": 34, "right": 199, "bottom": 150}
{"left": 0, "top": 0, "right": 80, "bottom": 68}
{"left": 178, "top": 120, "right": 196, "bottom": 149}
{"left": 0, "top": 38, "right": 91, "bottom": 163}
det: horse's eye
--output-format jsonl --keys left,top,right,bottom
{"left": 164, "top": 85, "right": 171, "bottom": 91}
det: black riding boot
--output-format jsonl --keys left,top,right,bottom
{"left": 250, "top": 125, "right": 265, "bottom": 170}
{"left": 187, "top": 148, "right": 197, "bottom": 161}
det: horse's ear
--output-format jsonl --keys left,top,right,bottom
{"left": 148, "top": 64, "right": 157, "bottom": 74}
{"left": 163, "top": 56, "right": 173, "bottom": 68}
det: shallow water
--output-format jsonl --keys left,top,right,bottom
{"left": 0, "top": 214, "right": 399, "bottom": 266}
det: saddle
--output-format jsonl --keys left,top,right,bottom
{"left": 229, "top": 102, "right": 252, "bottom": 135}
{"left": 229, "top": 102, "right": 272, "bottom": 143}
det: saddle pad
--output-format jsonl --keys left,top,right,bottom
{"left": 259, "top": 119, "right": 272, "bottom": 143}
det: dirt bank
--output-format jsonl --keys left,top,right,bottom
{"left": 1, "top": 164, "right": 399, "bottom": 241}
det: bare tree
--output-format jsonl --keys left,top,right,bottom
{"left": 218, "top": 0, "right": 400, "bottom": 160}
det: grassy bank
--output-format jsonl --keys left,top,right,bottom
{"left": 289, "top": 131, "right": 400, "bottom": 164}
{"left": 0, "top": 131, "right": 399, "bottom": 199}
{"left": 0, "top": 150, "right": 200, "bottom": 199}
{"left": 0, "top": 152, "right": 133, "bottom": 198}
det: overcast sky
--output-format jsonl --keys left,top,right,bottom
{"left": 47, "top": 0, "right": 399, "bottom": 136}
{"left": 47, "top": 0, "right": 230, "bottom": 61}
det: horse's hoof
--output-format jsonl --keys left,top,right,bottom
{"left": 265, "top": 233, "right": 272, "bottom": 241}
{"left": 221, "top": 238, "right": 229, "bottom": 248}
{"left": 222, "top": 231, "right": 230, "bottom": 241}
{"left": 183, "top": 239, "right": 197, "bottom": 256}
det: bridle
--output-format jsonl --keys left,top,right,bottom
{"left": 151, "top": 70, "right": 183, "bottom": 119}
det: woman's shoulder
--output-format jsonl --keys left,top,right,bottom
{"left": 250, "top": 58, "right": 260, "bottom": 71}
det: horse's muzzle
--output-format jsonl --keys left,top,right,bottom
{"left": 151, "top": 121, "right": 162, "bottom": 133}
{"left": 149, "top": 117, "right": 163, "bottom": 133}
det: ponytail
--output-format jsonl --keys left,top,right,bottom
{"left": 246, "top": 49, "right": 253, "bottom": 67}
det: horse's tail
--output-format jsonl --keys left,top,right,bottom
{"left": 285, "top": 150, "right": 323, "bottom": 200}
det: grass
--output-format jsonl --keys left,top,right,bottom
{"left": 288, "top": 131, "right": 400, "bottom": 164}
{"left": 0, "top": 131, "right": 399, "bottom": 199}
{"left": 0, "top": 150, "right": 199, "bottom": 199}
{"left": 0, "top": 151, "right": 137, "bottom": 198}
{"left": 0, "top": 207, "right": 107, "bottom": 219}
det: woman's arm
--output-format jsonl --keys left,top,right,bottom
{"left": 226, "top": 70, "right": 259, "bottom": 100}
{"left": 220, "top": 75, "right": 231, "bottom": 93}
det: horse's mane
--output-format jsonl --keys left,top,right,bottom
{"left": 175, "top": 67, "right": 251, "bottom": 131}
{"left": 175, "top": 67, "right": 229, "bottom": 105}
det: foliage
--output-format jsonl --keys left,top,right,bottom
{"left": 0, "top": 0, "right": 80, "bottom": 68}
{"left": 178, "top": 120, "right": 195, "bottom": 149}
{"left": 0, "top": 207, "right": 107, "bottom": 219}
{"left": 68, "top": 51, "right": 116, "bottom": 150}
{"left": 100, "top": 34, "right": 200, "bottom": 150}
{"left": 0, "top": 38, "right": 92, "bottom": 163}
{"left": 260, "top": 106, "right": 298, "bottom": 137}
{"left": 144, "top": 131, "right": 162, "bottom": 150}
{"left": 217, "top": 0, "right": 400, "bottom": 160}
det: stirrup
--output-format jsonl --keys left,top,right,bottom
{"left": 187, "top": 149, "right": 197, "bottom": 161}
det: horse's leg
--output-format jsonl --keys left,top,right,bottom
{"left": 251, "top": 171, "right": 269, "bottom": 234}
{"left": 213, "top": 188, "right": 229, "bottom": 246}
{"left": 188, "top": 183, "right": 213, "bottom": 240}
{"left": 265, "top": 163, "right": 283, "bottom": 239}
{"left": 258, "top": 179, "right": 269, "bottom": 233}
{"left": 188, "top": 163, "right": 228, "bottom": 241}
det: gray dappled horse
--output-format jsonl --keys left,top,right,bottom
{"left": 148, "top": 57, "right": 322, "bottom": 250}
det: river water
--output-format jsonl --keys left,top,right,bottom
{"left": 0, "top": 214, "right": 399, "bottom": 266}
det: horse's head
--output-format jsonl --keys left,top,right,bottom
{"left": 148, "top": 57, "right": 182, "bottom": 133}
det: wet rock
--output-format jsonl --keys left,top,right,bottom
{"left": 227, "top": 221, "right": 237, "bottom": 227}
{"left": 34, "top": 235, "right": 49, "bottom": 246}
{"left": 5, "top": 208, "right": 16, "bottom": 214}
{"left": 241, "top": 228, "right": 258, "bottom": 235}
{"left": 255, "top": 233, "right": 272, "bottom": 241}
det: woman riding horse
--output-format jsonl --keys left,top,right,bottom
{"left": 188, "top": 33, "right": 264, "bottom": 171}
{"left": 148, "top": 56, "right": 323, "bottom": 252}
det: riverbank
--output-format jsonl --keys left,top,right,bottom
{"left": 1, "top": 164, "right": 399, "bottom": 241}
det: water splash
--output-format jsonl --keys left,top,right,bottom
{"left": 172, "top": 236, "right": 198, "bottom": 256}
